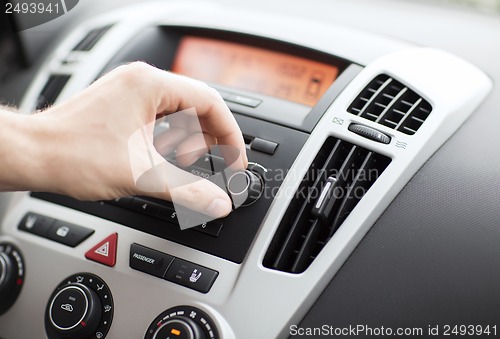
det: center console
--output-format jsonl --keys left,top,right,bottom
{"left": 0, "top": 2, "right": 491, "bottom": 338}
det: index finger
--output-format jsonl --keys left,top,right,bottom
{"left": 150, "top": 67, "right": 248, "bottom": 169}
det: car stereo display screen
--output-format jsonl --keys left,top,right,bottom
{"left": 171, "top": 36, "right": 340, "bottom": 107}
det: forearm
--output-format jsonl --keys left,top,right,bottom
{"left": 0, "top": 108, "right": 48, "bottom": 192}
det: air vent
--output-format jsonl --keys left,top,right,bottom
{"left": 73, "top": 25, "right": 112, "bottom": 51}
{"left": 35, "top": 75, "right": 71, "bottom": 110}
{"left": 347, "top": 74, "right": 432, "bottom": 135}
{"left": 263, "top": 137, "right": 391, "bottom": 273}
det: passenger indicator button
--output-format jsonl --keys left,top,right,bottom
{"left": 129, "top": 243, "right": 174, "bottom": 278}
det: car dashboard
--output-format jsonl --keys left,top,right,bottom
{"left": 0, "top": 1, "right": 497, "bottom": 338}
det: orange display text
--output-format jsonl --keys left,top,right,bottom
{"left": 171, "top": 36, "right": 340, "bottom": 107}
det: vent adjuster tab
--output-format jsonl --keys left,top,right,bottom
{"left": 311, "top": 176, "right": 340, "bottom": 220}
{"left": 348, "top": 123, "right": 391, "bottom": 144}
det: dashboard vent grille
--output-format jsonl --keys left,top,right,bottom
{"left": 348, "top": 74, "right": 432, "bottom": 135}
{"left": 263, "top": 137, "right": 391, "bottom": 273}
{"left": 73, "top": 25, "right": 112, "bottom": 51}
{"left": 35, "top": 75, "right": 71, "bottom": 110}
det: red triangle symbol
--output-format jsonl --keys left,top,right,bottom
{"left": 85, "top": 233, "right": 117, "bottom": 267}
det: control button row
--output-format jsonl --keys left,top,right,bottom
{"left": 18, "top": 213, "right": 94, "bottom": 247}
{"left": 108, "top": 197, "right": 223, "bottom": 237}
{"left": 129, "top": 243, "right": 218, "bottom": 294}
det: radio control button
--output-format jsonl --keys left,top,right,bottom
{"left": 227, "top": 170, "right": 263, "bottom": 207}
{"left": 107, "top": 196, "right": 133, "bottom": 208}
{"left": 250, "top": 137, "right": 279, "bottom": 155}
{"left": 130, "top": 198, "right": 160, "bottom": 217}
{"left": 225, "top": 94, "right": 261, "bottom": 107}
{"left": 193, "top": 221, "right": 223, "bottom": 237}
{"left": 157, "top": 205, "right": 179, "bottom": 225}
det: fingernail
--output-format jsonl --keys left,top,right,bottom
{"left": 206, "top": 198, "right": 231, "bottom": 217}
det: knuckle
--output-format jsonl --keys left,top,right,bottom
{"left": 117, "top": 62, "right": 152, "bottom": 86}
{"left": 206, "top": 86, "right": 223, "bottom": 102}
{"left": 127, "top": 61, "right": 151, "bottom": 72}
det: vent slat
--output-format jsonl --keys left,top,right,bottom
{"left": 347, "top": 74, "right": 432, "bottom": 135}
{"left": 291, "top": 219, "right": 322, "bottom": 273}
{"left": 402, "top": 126, "right": 417, "bottom": 133}
{"left": 383, "top": 119, "right": 398, "bottom": 126}
{"left": 401, "top": 100, "right": 415, "bottom": 107}
{"left": 73, "top": 25, "right": 112, "bottom": 51}
{"left": 35, "top": 75, "right": 71, "bottom": 110}
{"left": 329, "top": 152, "right": 375, "bottom": 234}
{"left": 351, "top": 75, "right": 393, "bottom": 117}
{"left": 271, "top": 200, "right": 314, "bottom": 269}
{"left": 375, "top": 87, "right": 407, "bottom": 123}
{"left": 329, "top": 152, "right": 390, "bottom": 234}
{"left": 263, "top": 137, "right": 391, "bottom": 273}
{"left": 395, "top": 98, "right": 422, "bottom": 130}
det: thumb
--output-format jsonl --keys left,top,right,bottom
{"left": 136, "top": 160, "right": 232, "bottom": 220}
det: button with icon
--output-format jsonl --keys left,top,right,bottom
{"left": 46, "top": 220, "right": 94, "bottom": 247}
{"left": 18, "top": 212, "right": 54, "bottom": 237}
{"left": 164, "top": 259, "right": 218, "bottom": 293}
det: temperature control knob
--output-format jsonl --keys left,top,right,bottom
{"left": 45, "top": 273, "right": 114, "bottom": 339}
{"left": 47, "top": 284, "right": 102, "bottom": 339}
{"left": 0, "top": 243, "right": 25, "bottom": 315}
{"left": 145, "top": 306, "right": 218, "bottom": 339}
{"left": 151, "top": 317, "right": 205, "bottom": 339}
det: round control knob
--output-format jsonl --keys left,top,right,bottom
{"left": 48, "top": 284, "right": 102, "bottom": 338}
{"left": 145, "top": 306, "right": 219, "bottom": 339}
{"left": 45, "top": 273, "right": 114, "bottom": 339}
{"left": 152, "top": 318, "right": 206, "bottom": 339}
{"left": 227, "top": 170, "right": 263, "bottom": 207}
{"left": 0, "top": 243, "right": 25, "bottom": 316}
{"left": 0, "top": 252, "right": 12, "bottom": 290}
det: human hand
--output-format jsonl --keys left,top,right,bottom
{"left": 26, "top": 62, "right": 247, "bottom": 218}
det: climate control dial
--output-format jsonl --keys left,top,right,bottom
{"left": 45, "top": 273, "right": 113, "bottom": 339}
{"left": 145, "top": 306, "right": 218, "bottom": 339}
{"left": 0, "top": 242, "right": 25, "bottom": 315}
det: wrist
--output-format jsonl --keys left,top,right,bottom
{"left": 0, "top": 110, "right": 54, "bottom": 193}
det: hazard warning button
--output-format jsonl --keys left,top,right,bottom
{"left": 85, "top": 233, "right": 118, "bottom": 267}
